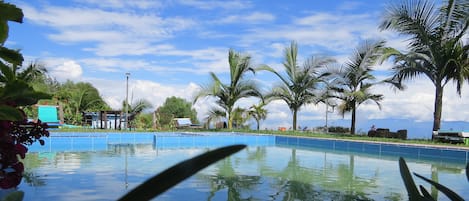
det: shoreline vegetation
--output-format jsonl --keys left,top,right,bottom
{"left": 52, "top": 128, "right": 469, "bottom": 149}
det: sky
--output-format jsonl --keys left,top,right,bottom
{"left": 5, "top": 0, "right": 469, "bottom": 138}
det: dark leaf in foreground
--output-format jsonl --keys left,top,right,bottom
{"left": 118, "top": 144, "right": 246, "bottom": 201}
{"left": 418, "top": 185, "right": 434, "bottom": 201}
{"left": 414, "top": 173, "right": 464, "bottom": 201}
{"left": 399, "top": 157, "right": 423, "bottom": 200}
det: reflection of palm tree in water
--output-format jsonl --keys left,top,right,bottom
{"left": 268, "top": 149, "right": 380, "bottom": 200}
{"left": 206, "top": 156, "right": 261, "bottom": 201}
{"left": 199, "top": 147, "right": 388, "bottom": 200}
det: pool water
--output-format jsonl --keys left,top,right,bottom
{"left": 18, "top": 132, "right": 468, "bottom": 201}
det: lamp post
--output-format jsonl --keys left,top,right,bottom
{"left": 325, "top": 100, "right": 336, "bottom": 134}
{"left": 125, "top": 72, "right": 130, "bottom": 130}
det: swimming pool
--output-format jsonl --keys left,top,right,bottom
{"left": 20, "top": 132, "right": 468, "bottom": 201}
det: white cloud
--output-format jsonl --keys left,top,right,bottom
{"left": 239, "top": 12, "right": 380, "bottom": 54}
{"left": 74, "top": 0, "right": 163, "bottom": 10}
{"left": 89, "top": 78, "right": 201, "bottom": 110}
{"left": 21, "top": 4, "right": 195, "bottom": 56}
{"left": 217, "top": 12, "right": 275, "bottom": 24}
{"left": 176, "top": 0, "right": 252, "bottom": 10}
{"left": 50, "top": 60, "right": 83, "bottom": 81}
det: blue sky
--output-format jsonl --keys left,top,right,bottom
{"left": 5, "top": 0, "right": 469, "bottom": 137}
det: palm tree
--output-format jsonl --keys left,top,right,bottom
{"left": 55, "top": 81, "right": 110, "bottom": 124}
{"left": 124, "top": 99, "right": 152, "bottom": 128}
{"left": 194, "top": 49, "right": 261, "bottom": 129}
{"left": 17, "top": 61, "right": 48, "bottom": 83}
{"left": 259, "top": 41, "right": 333, "bottom": 130}
{"left": 246, "top": 102, "right": 268, "bottom": 131}
{"left": 379, "top": 0, "right": 469, "bottom": 133}
{"left": 231, "top": 106, "right": 247, "bottom": 129}
{"left": 204, "top": 108, "right": 226, "bottom": 129}
{"left": 331, "top": 40, "right": 386, "bottom": 134}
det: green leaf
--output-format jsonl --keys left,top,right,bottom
{"left": 0, "top": 80, "right": 51, "bottom": 106}
{"left": 0, "top": 47, "right": 23, "bottom": 67}
{"left": 0, "top": 105, "right": 24, "bottom": 121}
{"left": 0, "top": 2, "right": 24, "bottom": 23}
{"left": 0, "top": 62, "right": 16, "bottom": 82}
{"left": 0, "top": 1, "right": 23, "bottom": 45}
{"left": 414, "top": 173, "right": 465, "bottom": 201}
{"left": 118, "top": 144, "right": 246, "bottom": 201}
{"left": 0, "top": 21, "right": 7, "bottom": 45}
{"left": 418, "top": 185, "right": 435, "bottom": 201}
{"left": 1, "top": 190, "right": 24, "bottom": 201}
{"left": 399, "top": 157, "right": 423, "bottom": 201}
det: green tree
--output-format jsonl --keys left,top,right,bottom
{"left": 259, "top": 41, "right": 333, "bottom": 130}
{"left": 125, "top": 98, "right": 152, "bottom": 129}
{"left": 194, "top": 49, "right": 261, "bottom": 129}
{"left": 25, "top": 61, "right": 60, "bottom": 94}
{"left": 331, "top": 40, "right": 386, "bottom": 135}
{"left": 246, "top": 102, "right": 268, "bottom": 131}
{"left": 133, "top": 112, "right": 153, "bottom": 130}
{"left": 16, "top": 61, "right": 59, "bottom": 118}
{"left": 203, "top": 108, "right": 226, "bottom": 129}
{"left": 380, "top": 0, "right": 469, "bottom": 133}
{"left": 55, "top": 81, "right": 110, "bottom": 125}
{"left": 156, "top": 96, "right": 198, "bottom": 128}
{"left": 231, "top": 106, "right": 248, "bottom": 129}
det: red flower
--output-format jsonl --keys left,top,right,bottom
{"left": 0, "top": 162, "right": 24, "bottom": 189}
{"left": 14, "top": 144, "right": 28, "bottom": 159}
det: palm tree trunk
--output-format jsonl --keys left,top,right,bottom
{"left": 227, "top": 108, "right": 233, "bottom": 129}
{"left": 292, "top": 109, "right": 297, "bottom": 130}
{"left": 228, "top": 117, "right": 233, "bottom": 129}
{"left": 432, "top": 85, "right": 443, "bottom": 133}
{"left": 351, "top": 106, "right": 356, "bottom": 135}
{"left": 256, "top": 119, "right": 260, "bottom": 130}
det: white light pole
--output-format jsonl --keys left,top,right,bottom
{"left": 325, "top": 99, "right": 336, "bottom": 134}
{"left": 125, "top": 72, "right": 130, "bottom": 130}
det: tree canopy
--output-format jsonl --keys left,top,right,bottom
{"left": 156, "top": 96, "right": 198, "bottom": 128}
{"left": 194, "top": 49, "right": 261, "bottom": 129}
{"left": 380, "top": 0, "right": 469, "bottom": 133}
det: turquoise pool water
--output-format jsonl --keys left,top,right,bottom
{"left": 19, "top": 132, "right": 468, "bottom": 201}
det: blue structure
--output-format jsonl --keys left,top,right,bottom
{"left": 37, "top": 105, "right": 63, "bottom": 128}
{"left": 82, "top": 111, "right": 125, "bottom": 129}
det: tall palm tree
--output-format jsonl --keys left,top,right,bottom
{"left": 194, "top": 49, "right": 261, "bottom": 129}
{"left": 246, "top": 102, "right": 268, "bottom": 131}
{"left": 379, "top": 0, "right": 469, "bottom": 133}
{"left": 259, "top": 41, "right": 333, "bottom": 130}
{"left": 231, "top": 106, "right": 247, "bottom": 129}
{"left": 332, "top": 40, "right": 386, "bottom": 135}
{"left": 204, "top": 108, "right": 226, "bottom": 129}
